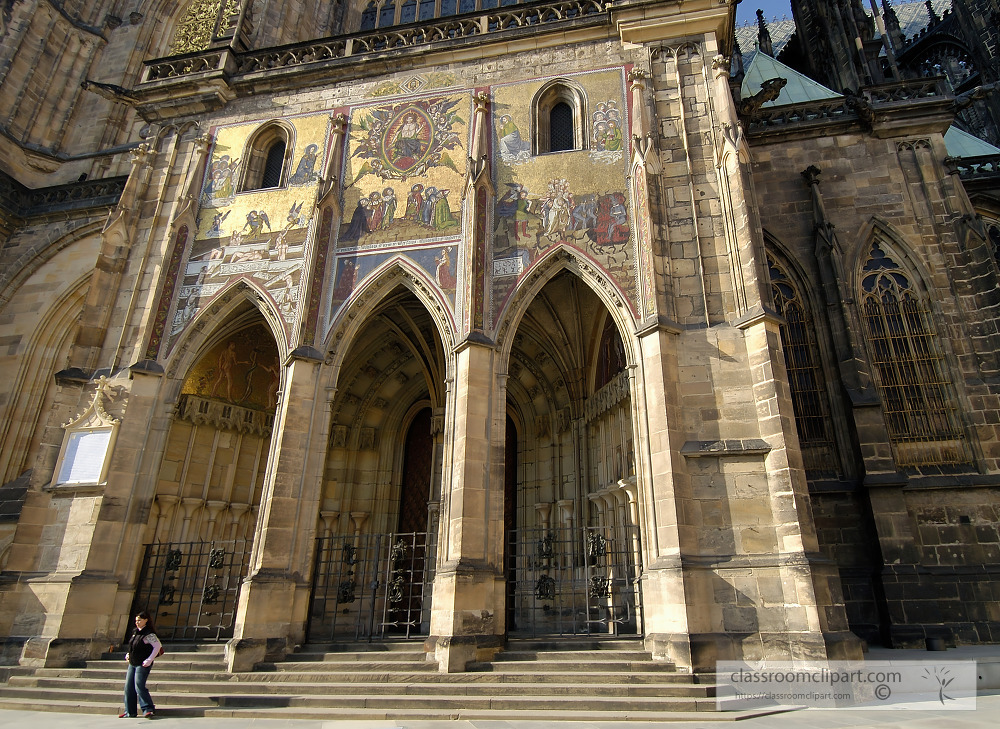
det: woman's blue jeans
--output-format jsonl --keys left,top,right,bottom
{"left": 124, "top": 663, "right": 154, "bottom": 715}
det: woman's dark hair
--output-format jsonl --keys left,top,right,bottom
{"left": 135, "top": 610, "right": 157, "bottom": 633}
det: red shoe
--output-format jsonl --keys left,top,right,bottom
{"left": 143, "top": 711, "right": 154, "bottom": 719}
{"left": 119, "top": 712, "right": 136, "bottom": 718}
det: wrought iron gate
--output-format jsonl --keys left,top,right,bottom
{"left": 130, "top": 540, "right": 252, "bottom": 641}
{"left": 307, "top": 531, "right": 432, "bottom": 642}
{"left": 507, "top": 525, "right": 642, "bottom": 637}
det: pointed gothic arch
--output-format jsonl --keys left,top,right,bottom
{"left": 129, "top": 304, "right": 283, "bottom": 640}
{"left": 164, "top": 278, "right": 291, "bottom": 381}
{"left": 322, "top": 256, "right": 457, "bottom": 382}
{"left": 0, "top": 271, "right": 91, "bottom": 486}
{"left": 764, "top": 243, "right": 842, "bottom": 478}
{"left": 495, "top": 245, "right": 637, "bottom": 369}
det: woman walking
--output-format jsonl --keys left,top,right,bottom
{"left": 120, "top": 611, "right": 162, "bottom": 718}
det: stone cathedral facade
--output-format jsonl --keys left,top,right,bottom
{"left": 0, "top": 0, "right": 998, "bottom": 674}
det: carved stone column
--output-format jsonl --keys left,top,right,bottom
{"left": 427, "top": 338, "right": 505, "bottom": 672}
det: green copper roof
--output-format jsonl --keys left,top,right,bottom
{"left": 741, "top": 52, "right": 841, "bottom": 107}
{"left": 944, "top": 126, "right": 1000, "bottom": 157}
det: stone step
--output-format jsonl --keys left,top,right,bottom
{"left": 25, "top": 666, "right": 700, "bottom": 684}
{"left": 468, "top": 659, "right": 675, "bottom": 672}
{"left": 489, "top": 649, "right": 658, "bottom": 661}
{"left": 0, "top": 697, "right": 753, "bottom": 722}
{"left": 264, "top": 651, "right": 430, "bottom": 663}
{"left": 0, "top": 685, "right": 713, "bottom": 712}
{"left": 0, "top": 639, "right": 732, "bottom": 721}
{"left": 8, "top": 674, "right": 713, "bottom": 697}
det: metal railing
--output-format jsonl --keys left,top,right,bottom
{"left": 130, "top": 539, "right": 253, "bottom": 642}
{"left": 307, "top": 531, "right": 434, "bottom": 641}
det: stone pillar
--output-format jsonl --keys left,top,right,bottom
{"left": 427, "top": 339, "right": 505, "bottom": 672}
{"left": 738, "top": 310, "right": 864, "bottom": 663}
{"left": 225, "top": 349, "right": 327, "bottom": 672}
{"left": 631, "top": 323, "right": 693, "bottom": 670}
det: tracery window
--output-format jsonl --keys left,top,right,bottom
{"left": 242, "top": 125, "right": 291, "bottom": 192}
{"left": 359, "top": 0, "right": 525, "bottom": 29}
{"left": 859, "top": 241, "right": 970, "bottom": 467}
{"left": 767, "top": 253, "right": 839, "bottom": 477}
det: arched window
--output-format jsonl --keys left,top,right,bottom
{"left": 533, "top": 81, "right": 586, "bottom": 154}
{"left": 360, "top": 1, "right": 377, "bottom": 29}
{"left": 549, "top": 103, "right": 574, "bottom": 152}
{"left": 399, "top": 0, "right": 417, "bottom": 24}
{"left": 418, "top": 0, "right": 436, "bottom": 20}
{"left": 859, "top": 240, "right": 969, "bottom": 467}
{"left": 378, "top": 0, "right": 397, "bottom": 27}
{"left": 242, "top": 125, "right": 291, "bottom": 192}
{"left": 595, "top": 315, "right": 626, "bottom": 390}
{"left": 767, "top": 253, "right": 838, "bottom": 477}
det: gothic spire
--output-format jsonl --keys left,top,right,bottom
{"left": 756, "top": 9, "right": 774, "bottom": 57}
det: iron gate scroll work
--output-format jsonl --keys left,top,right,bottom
{"left": 508, "top": 525, "right": 642, "bottom": 636}
{"left": 131, "top": 539, "right": 252, "bottom": 641}
{"left": 308, "top": 531, "right": 432, "bottom": 641}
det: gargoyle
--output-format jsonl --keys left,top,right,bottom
{"left": 81, "top": 79, "right": 138, "bottom": 105}
{"left": 737, "top": 77, "right": 787, "bottom": 118}
{"left": 953, "top": 82, "right": 999, "bottom": 112}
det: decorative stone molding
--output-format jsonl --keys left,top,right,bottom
{"left": 48, "top": 377, "right": 122, "bottom": 491}
{"left": 583, "top": 370, "right": 629, "bottom": 423}
{"left": 176, "top": 394, "right": 274, "bottom": 436}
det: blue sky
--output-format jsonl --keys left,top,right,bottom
{"left": 736, "top": 0, "right": 794, "bottom": 25}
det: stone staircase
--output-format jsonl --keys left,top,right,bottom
{"left": 0, "top": 639, "right": 735, "bottom": 721}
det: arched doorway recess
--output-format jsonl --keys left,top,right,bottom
{"left": 308, "top": 286, "right": 446, "bottom": 641}
{"left": 131, "top": 318, "right": 280, "bottom": 641}
{"left": 505, "top": 270, "right": 641, "bottom": 637}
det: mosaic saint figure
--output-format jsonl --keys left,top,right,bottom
{"left": 207, "top": 210, "right": 230, "bottom": 237}
{"left": 288, "top": 144, "right": 319, "bottom": 185}
{"left": 435, "top": 247, "right": 456, "bottom": 290}
{"left": 381, "top": 187, "right": 397, "bottom": 228}
{"left": 405, "top": 184, "right": 423, "bottom": 220}
{"left": 332, "top": 259, "right": 357, "bottom": 301}
{"left": 202, "top": 155, "right": 239, "bottom": 204}
{"left": 498, "top": 114, "right": 530, "bottom": 159}
{"left": 391, "top": 113, "right": 427, "bottom": 162}
{"left": 244, "top": 210, "right": 271, "bottom": 238}
{"left": 433, "top": 189, "right": 455, "bottom": 230}
{"left": 341, "top": 198, "right": 371, "bottom": 242}
{"left": 210, "top": 342, "right": 239, "bottom": 401}
{"left": 420, "top": 187, "right": 437, "bottom": 225}
{"left": 603, "top": 120, "right": 623, "bottom": 152}
{"left": 368, "top": 191, "right": 385, "bottom": 230}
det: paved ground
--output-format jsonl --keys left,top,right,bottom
{"left": 1, "top": 698, "right": 998, "bottom": 729}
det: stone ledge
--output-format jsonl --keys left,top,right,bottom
{"left": 680, "top": 438, "right": 771, "bottom": 457}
